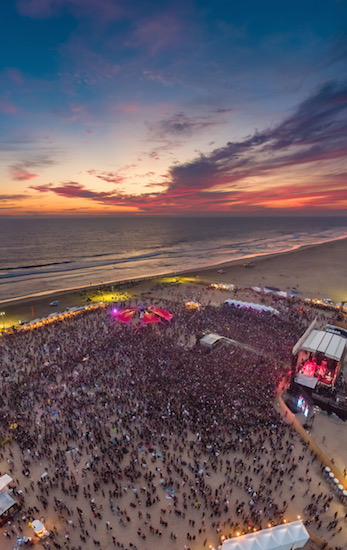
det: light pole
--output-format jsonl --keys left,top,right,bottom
{"left": 0, "top": 311, "right": 4, "bottom": 330}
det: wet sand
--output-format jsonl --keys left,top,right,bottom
{"left": 1, "top": 237, "right": 347, "bottom": 329}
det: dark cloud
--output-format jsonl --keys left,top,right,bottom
{"left": 166, "top": 80, "right": 347, "bottom": 193}
{"left": 29, "top": 184, "right": 54, "bottom": 192}
{"left": 148, "top": 113, "right": 221, "bottom": 139}
{"left": 30, "top": 181, "right": 117, "bottom": 201}
{"left": 0, "top": 194, "right": 28, "bottom": 201}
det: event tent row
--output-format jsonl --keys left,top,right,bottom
{"left": 18, "top": 303, "right": 105, "bottom": 330}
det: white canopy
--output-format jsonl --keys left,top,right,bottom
{"left": 200, "top": 333, "right": 223, "bottom": 349}
{"left": 222, "top": 521, "right": 309, "bottom": 550}
{"left": 0, "top": 492, "right": 16, "bottom": 516}
{"left": 225, "top": 299, "right": 279, "bottom": 315}
{"left": 294, "top": 373, "right": 318, "bottom": 389}
{"left": 0, "top": 474, "right": 13, "bottom": 492}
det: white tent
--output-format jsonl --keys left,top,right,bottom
{"left": 200, "top": 333, "right": 223, "bottom": 350}
{"left": 225, "top": 299, "right": 279, "bottom": 315}
{"left": 0, "top": 474, "right": 13, "bottom": 492}
{"left": 0, "top": 492, "right": 16, "bottom": 517}
{"left": 222, "top": 521, "right": 309, "bottom": 550}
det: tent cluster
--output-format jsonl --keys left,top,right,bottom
{"left": 9, "top": 303, "right": 106, "bottom": 334}
{"left": 225, "top": 299, "right": 279, "bottom": 315}
{"left": 113, "top": 305, "right": 173, "bottom": 329}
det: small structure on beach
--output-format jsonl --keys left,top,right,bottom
{"left": 185, "top": 301, "right": 201, "bottom": 310}
{"left": 221, "top": 520, "right": 309, "bottom": 550}
{"left": 0, "top": 475, "right": 19, "bottom": 527}
{"left": 207, "top": 282, "right": 236, "bottom": 292}
{"left": 29, "top": 519, "right": 49, "bottom": 538}
{"left": 225, "top": 299, "right": 279, "bottom": 315}
{"left": 200, "top": 333, "right": 223, "bottom": 351}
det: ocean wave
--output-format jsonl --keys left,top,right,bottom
{"left": 0, "top": 249, "right": 165, "bottom": 282}
{"left": 1, "top": 227, "right": 346, "bottom": 284}
{"left": 0, "top": 221, "right": 346, "bottom": 301}
{"left": 1, "top": 260, "right": 73, "bottom": 271}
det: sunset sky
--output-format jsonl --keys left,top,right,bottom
{"left": 1, "top": 0, "right": 347, "bottom": 215}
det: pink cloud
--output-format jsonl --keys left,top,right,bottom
{"left": 12, "top": 168, "right": 38, "bottom": 181}
{"left": 0, "top": 99, "right": 18, "bottom": 114}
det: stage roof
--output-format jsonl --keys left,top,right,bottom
{"left": 300, "top": 329, "right": 346, "bottom": 361}
{"left": 222, "top": 521, "right": 309, "bottom": 550}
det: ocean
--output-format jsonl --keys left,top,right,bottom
{"left": 0, "top": 216, "right": 346, "bottom": 302}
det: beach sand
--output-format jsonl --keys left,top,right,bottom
{"left": 0, "top": 238, "right": 347, "bottom": 550}
{"left": 1, "top": 237, "right": 347, "bottom": 329}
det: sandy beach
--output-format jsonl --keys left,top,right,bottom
{"left": 0, "top": 237, "right": 346, "bottom": 550}
{"left": 1, "top": 237, "right": 347, "bottom": 329}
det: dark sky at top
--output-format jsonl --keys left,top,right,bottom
{"left": 1, "top": 0, "right": 347, "bottom": 215}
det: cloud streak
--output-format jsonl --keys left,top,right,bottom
{"left": 10, "top": 157, "right": 55, "bottom": 181}
{"left": 147, "top": 113, "right": 222, "bottom": 139}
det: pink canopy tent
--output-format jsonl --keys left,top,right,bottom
{"left": 148, "top": 306, "right": 173, "bottom": 322}
{"left": 113, "top": 305, "right": 173, "bottom": 329}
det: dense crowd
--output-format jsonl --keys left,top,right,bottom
{"left": 0, "top": 289, "right": 345, "bottom": 550}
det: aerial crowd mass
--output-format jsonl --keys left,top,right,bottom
{"left": 0, "top": 285, "right": 346, "bottom": 550}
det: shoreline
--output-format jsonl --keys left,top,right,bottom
{"left": 1, "top": 236, "right": 347, "bottom": 327}
{"left": 1, "top": 234, "right": 347, "bottom": 306}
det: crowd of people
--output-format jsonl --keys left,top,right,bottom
{"left": 0, "top": 283, "right": 345, "bottom": 550}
